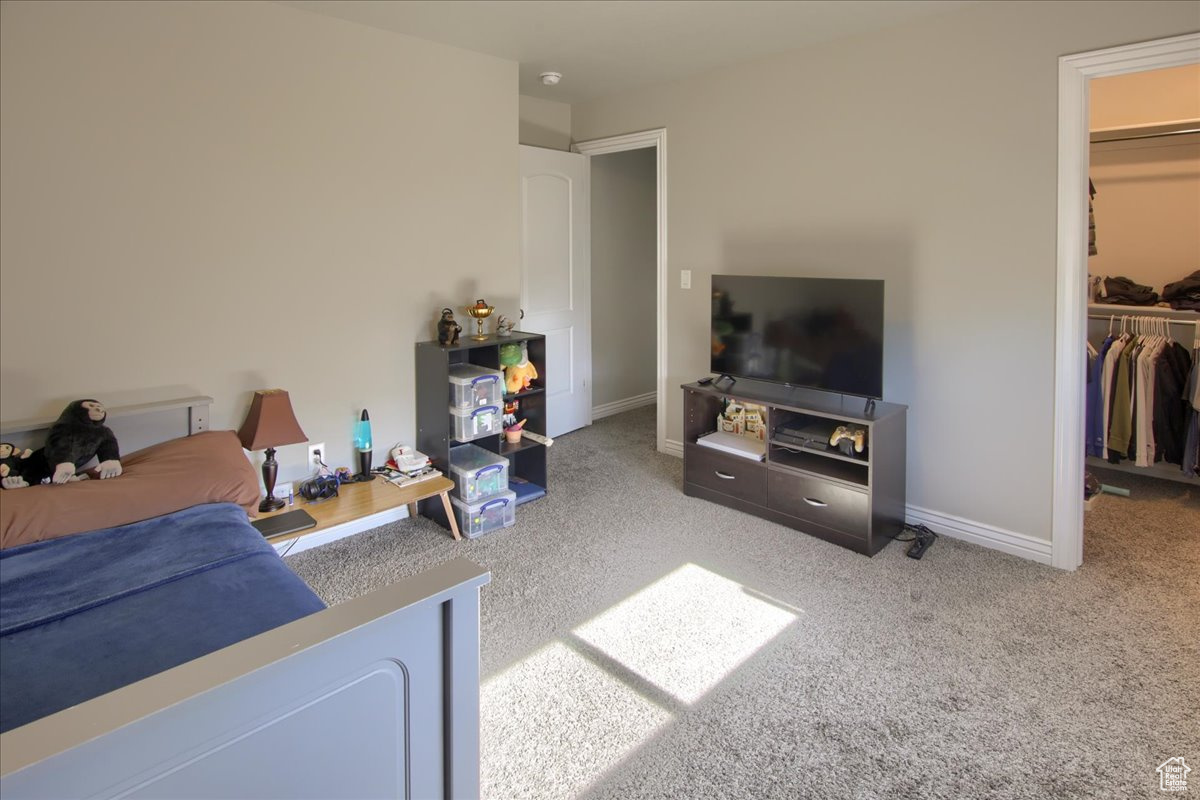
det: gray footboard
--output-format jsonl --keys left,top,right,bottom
{"left": 0, "top": 558, "right": 490, "bottom": 800}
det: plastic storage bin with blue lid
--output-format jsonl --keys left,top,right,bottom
{"left": 448, "top": 364, "right": 504, "bottom": 409}
{"left": 449, "top": 404, "right": 502, "bottom": 442}
{"left": 450, "top": 489, "right": 517, "bottom": 538}
{"left": 448, "top": 444, "right": 509, "bottom": 502}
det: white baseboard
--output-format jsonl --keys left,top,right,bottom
{"left": 905, "top": 504, "right": 1052, "bottom": 565}
{"left": 274, "top": 505, "right": 410, "bottom": 557}
{"left": 592, "top": 391, "right": 656, "bottom": 421}
{"left": 661, "top": 438, "right": 684, "bottom": 458}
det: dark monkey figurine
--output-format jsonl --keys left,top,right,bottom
{"left": 438, "top": 307, "right": 462, "bottom": 346}
{"left": 43, "top": 399, "right": 123, "bottom": 484}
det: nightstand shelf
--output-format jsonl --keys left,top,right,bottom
{"left": 256, "top": 473, "right": 461, "bottom": 545}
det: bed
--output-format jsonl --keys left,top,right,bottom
{"left": 0, "top": 397, "right": 489, "bottom": 799}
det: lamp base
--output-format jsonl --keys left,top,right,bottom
{"left": 259, "top": 447, "right": 286, "bottom": 513}
{"left": 350, "top": 448, "right": 374, "bottom": 482}
{"left": 259, "top": 495, "right": 286, "bottom": 513}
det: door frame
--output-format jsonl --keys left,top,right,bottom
{"left": 1051, "top": 32, "right": 1200, "bottom": 570}
{"left": 573, "top": 128, "right": 670, "bottom": 455}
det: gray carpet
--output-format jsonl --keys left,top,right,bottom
{"left": 287, "top": 407, "right": 1200, "bottom": 799}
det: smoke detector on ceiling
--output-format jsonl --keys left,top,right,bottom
{"left": 540, "top": 72, "right": 562, "bottom": 86}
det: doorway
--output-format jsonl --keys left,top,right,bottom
{"left": 588, "top": 148, "right": 657, "bottom": 427}
{"left": 1052, "top": 32, "right": 1200, "bottom": 570}
{"left": 574, "top": 129, "right": 669, "bottom": 455}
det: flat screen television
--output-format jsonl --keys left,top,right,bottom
{"left": 711, "top": 275, "right": 884, "bottom": 399}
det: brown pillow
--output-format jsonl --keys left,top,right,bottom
{"left": 0, "top": 430, "right": 260, "bottom": 550}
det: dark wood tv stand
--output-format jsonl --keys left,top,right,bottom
{"left": 682, "top": 381, "right": 907, "bottom": 556}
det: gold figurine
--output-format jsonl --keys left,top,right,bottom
{"left": 465, "top": 299, "right": 495, "bottom": 341}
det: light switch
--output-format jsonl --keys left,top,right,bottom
{"left": 680, "top": 269, "right": 692, "bottom": 289}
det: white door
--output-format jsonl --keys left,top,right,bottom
{"left": 519, "top": 145, "right": 591, "bottom": 438}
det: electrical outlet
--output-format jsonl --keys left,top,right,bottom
{"left": 307, "top": 443, "right": 325, "bottom": 468}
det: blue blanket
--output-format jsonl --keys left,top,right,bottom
{"left": 0, "top": 503, "right": 326, "bottom": 733}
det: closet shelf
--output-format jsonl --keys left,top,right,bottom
{"left": 1088, "top": 303, "right": 1199, "bottom": 320}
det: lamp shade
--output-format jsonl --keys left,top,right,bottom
{"left": 237, "top": 389, "right": 307, "bottom": 451}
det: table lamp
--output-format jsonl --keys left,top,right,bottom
{"left": 238, "top": 389, "right": 307, "bottom": 512}
{"left": 349, "top": 409, "right": 373, "bottom": 482}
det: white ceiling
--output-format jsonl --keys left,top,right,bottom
{"left": 279, "top": 0, "right": 978, "bottom": 104}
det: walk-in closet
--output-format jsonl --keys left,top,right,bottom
{"left": 1085, "top": 64, "right": 1200, "bottom": 543}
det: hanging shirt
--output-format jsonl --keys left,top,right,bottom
{"left": 1088, "top": 336, "right": 1114, "bottom": 458}
{"left": 1134, "top": 339, "right": 1165, "bottom": 467}
{"left": 1108, "top": 342, "right": 1136, "bottom": 460}
{"left": 1102, "top": 335, "right": 1128, "bottom": 452}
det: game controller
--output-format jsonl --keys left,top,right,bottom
{"left": 829, "top": 425, "right": 866, "bottom": 454}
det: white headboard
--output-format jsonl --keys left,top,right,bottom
{"left": 0, "top": 396, "right": 213, "bottom": 456}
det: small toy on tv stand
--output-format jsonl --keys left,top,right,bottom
{"left": 716, "top": 401, "right": 766, "bottom": 442}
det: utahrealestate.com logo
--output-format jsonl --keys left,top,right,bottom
{"left": 1158, "top": 757, "right": 1192, "bottom": 792}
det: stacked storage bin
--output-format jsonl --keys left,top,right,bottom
{"left": 447, "top": 364, "right": 517, "bottom": 538}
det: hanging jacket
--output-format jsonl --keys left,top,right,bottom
{"left": 1152, "top": 342, "right": 1191, "bottom": 465}
{"left": 1088, "top": 179, "right": 1098, "bottom": 257}
{"left": 1182, "top": 357, "right": 1200, "bottom": 477}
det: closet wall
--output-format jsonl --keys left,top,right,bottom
{"left": 1089, "top": 65, "right": 1200, "bottom": 294}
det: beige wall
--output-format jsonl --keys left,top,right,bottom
{"left": 1089, "top": 137, "right": 1199, "bottom": 292}
{"left": 1091, "top": 63, "right": 1200, "bottom": 129}
{"left": 0, "top": 0, "right": 519, "bottom": 483}
{"left": 572, "top": 0, "right": 1200, "bottom": 542}
{"left": 520, "top": 95, "right": 572, "bottom": 151}
{"left": 591, "top": 148, "right": 657, "bottom": 408}
{"left": 1089, "top": 65, "right": 1200, "bottom": 292}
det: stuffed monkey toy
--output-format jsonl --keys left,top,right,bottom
{"left": 0, "top": 443, "right": 52, "bottom": 489}
{"left": 43, "top": 400, "right": 122, "bottom": 484}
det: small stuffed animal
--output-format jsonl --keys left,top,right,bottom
{"left": 0, "top": 443, "right": 52, "bottom": 489}
{"left": 437, "top": 308, "right": 462, "bottom": 346}
{"left": 43, "top": 400, "right": 122, "bottom": 484}
{"left": 0, "top": 442, "right": 32, "bottom": 473}
{"left": 504, "top": 343, "right": 539, "bottom": 395}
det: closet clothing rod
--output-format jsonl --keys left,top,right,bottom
{"left": 1090, "top": 127, "right": 1200, "bottom": 144}
{"left": 1087, "top": 313, "right": 1198, "bottom": 327}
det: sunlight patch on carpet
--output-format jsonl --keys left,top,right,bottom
{"left": 573, "top": 563, "right": 798, "bottom": 704}
{"left": 480, "top": 641, "right": 672, "bottom": 799}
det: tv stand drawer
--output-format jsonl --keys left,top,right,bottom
{"left": 768, "top": 470, "right": 868, "bottom": 538}
{"left": 684, "top": 443, "right": 766, "bottom": 506}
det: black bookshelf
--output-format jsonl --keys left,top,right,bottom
{"left": 416, "top": 332, "right": 547, "bottom": 531}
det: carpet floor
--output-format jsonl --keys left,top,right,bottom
{"left": 287, "top": 406, "right": 1200, "bottom": 799}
